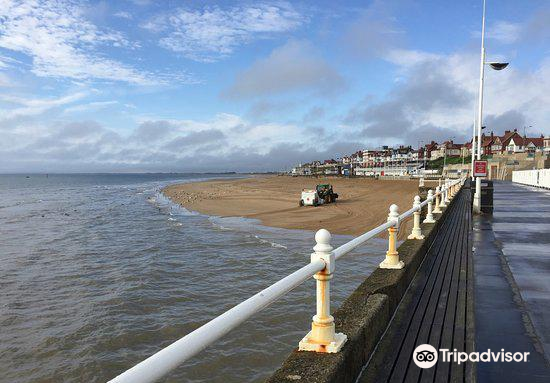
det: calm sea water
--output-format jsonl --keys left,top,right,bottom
{"left": 0, "top": 173, "right": 386, "bottom": 383}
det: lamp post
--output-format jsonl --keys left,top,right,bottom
{"left": 423, "top": 146, "right": 427, "bottom": 171}
{"left": 522, "top": 125, "right": 532, "bottom": 151}
{"left": 443, "top": 144, "right": 447, "bottom": 171}
{"left": 417, "top": 140, "right": 426, "bottom": 174}
{"left": 472, "top": 0, "right": 509, "bottom": 213}
{"left": 470, "top": 113, "right": 477, "bottom": 180}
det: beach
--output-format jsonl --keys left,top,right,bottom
{"left": 163, "top": 176, "right": 422, "bottom": 239}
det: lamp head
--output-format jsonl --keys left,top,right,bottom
{"left": 488, "top": 62, "right": 509, "bottom": 70}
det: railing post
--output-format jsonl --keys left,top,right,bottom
{"left": 380, "top": 204, "right": 404, "bottom": 269}
{"left": 299, "top": 229, "right": 347, "bottom": 353}
{"left": 433, "top": 186, "right": 442, "bottom": 213}
{"left": 424, "top": 189, "right": 436, "bottom": 223}
{"left": 444, "top": 179, "right": 451, "bottom": 203}
{"left": 440, "top": 183, "right": 448, "bottom": 207}
{"left": 419, "top": 177, "right": 425, "bottom": 187}
{"left": 408, "top": 196, "right": 425, "bottom": 240}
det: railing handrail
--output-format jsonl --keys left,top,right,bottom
{"left": 108, "top": 177, "right": 465, "bottom": 383}
{"left": 333, "top": 220, "right": 393, "bottom": 260}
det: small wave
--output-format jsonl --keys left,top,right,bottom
{"left": 212, "top": 223, "right": 232, "bottom": 231}
{"left": 151, "top": 191, "right": 199, "bottom": 217}
{"left": 0, "top": 199, "right": 43, "bottom": 209}
{"left": 253, "top": 235, "right": 288, "bottom": 249}
{"left": 208, "top": 217, "right": 289, "bottom": 249}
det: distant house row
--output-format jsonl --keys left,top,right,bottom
{"left": 463, "top": 129, "right": 549, "bottom": 156}
{"left": 291, "top": 129, "right": 550, "bottom": 177}
{"left": 428, "top": 129, "right": 549, "bottom": 159}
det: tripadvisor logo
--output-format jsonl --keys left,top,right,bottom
{"left": 413, "top": 344, "right": 530, "bottom": 368}
{"left": 413, "top": 344, "right": 438, "bottom": 368}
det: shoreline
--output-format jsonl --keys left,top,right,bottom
{"left": 162, "top": 176, "right": 420, "bottom": 239}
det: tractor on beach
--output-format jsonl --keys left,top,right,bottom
{"left": 299, "top": 184, "right": 338, "bottom": 206}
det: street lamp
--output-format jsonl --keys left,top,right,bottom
{"left": 472, "top": 0, "right": 509, "bottom": 213}
{"left": 418, "top": 140, "right": 425, "bottom": 175}
{"left": 488, "top": 62, "right": 508, "bottom": 70}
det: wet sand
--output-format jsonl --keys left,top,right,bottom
{"left": 163, "top": 176, "right": 421, "bottom": 239}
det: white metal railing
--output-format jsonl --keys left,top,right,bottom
{"left": 512, "top": 169, "right": 550, "bottom": 189}
{"left": 108, "top": 177, "right": 467, "bottom": 383}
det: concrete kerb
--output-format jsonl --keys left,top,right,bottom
{"left": 266, "top": 185, "right": 463, "bottom": 383}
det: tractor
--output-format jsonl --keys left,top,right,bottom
{"left": 316, "top": 184, "right": 338, "bottom": 203}
{"left": 299, "top": 184, "right": 338, "bottom": 206}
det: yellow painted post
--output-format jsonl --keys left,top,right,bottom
{"left": 408, "top": 196, "right": 425, "bottom": 240}
{"left": 299, "top": 229, "right": 347, "bottom": 353}
{"left": 380, "top": 204, "right": 404, "bottom": 269}
{"left": 424, "top": 189, "right": 436, "bottom": 223}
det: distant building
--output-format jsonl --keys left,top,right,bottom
{"left": 431, "top": 141, "right": 463, "bottom": 159}
{"left": 466, "top": 129, "right": 548, "bottom": 155}
{"left": 424, "top": 141, "right": 439, "bottom": 159}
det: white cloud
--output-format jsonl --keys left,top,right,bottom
{"left": 223, "top": 40, "right": 345, "bottom": 98}
{"left": 486, "top": 21, "right": 521, "bottom": 44}
{"left": 0, "top": 110, "right": 327, "bottom": 172}
{"left": 130, "top": 0, "right": 151, "bottom": 6}
{"left": 478, "top": 6, "right": 550, "bottom": 46}
{"left": 0, "top": 0, "right": 164, "bottom": 84}
{"left": 113, "top": 11, "right": 133, "bottom": 20}
{"left": 342, "top": 0, "right": 404, "bottom": 60}
{"left": 0, "top": 52, "right": 24, "bottom": 69}
{"left": 0, "top": 91, "right": 87, "bottom": 120}
{"left": 142, "top": 2, "right": 305, "bottom": 62}
{"left": 385, "top": 49, "right": 442, "bottom": 68}
{"left": 0, "top": 73, "right": 12, "bottom": 87}
{"left": 63, "top": 100, "right": 118, "bottom": 114}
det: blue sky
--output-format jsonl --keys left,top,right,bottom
{"left": 1, "top": 0, "right": 549, "bottom": 172}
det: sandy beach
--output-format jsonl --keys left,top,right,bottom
{"left": 163, "top": 176, "right": 422, "bottom": 239}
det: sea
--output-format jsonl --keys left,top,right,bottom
{"left": 0, "top": 173, "right": 387, "bottom": 383}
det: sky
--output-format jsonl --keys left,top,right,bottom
{"left": 1, "top": 0, "right": 549, "bottom": 173}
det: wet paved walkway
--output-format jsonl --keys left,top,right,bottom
{"left": 472, "top": 181, "right": 550, "bottom": 382}
{"left": 358, "top": 187, "right": 475, "bottom": 383}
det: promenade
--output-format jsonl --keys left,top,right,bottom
{"left": 472, "top": 181, "right": 550, "bottom": 382}
{"left": 355, "top": 180, "right": 550, "bottom": 382}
